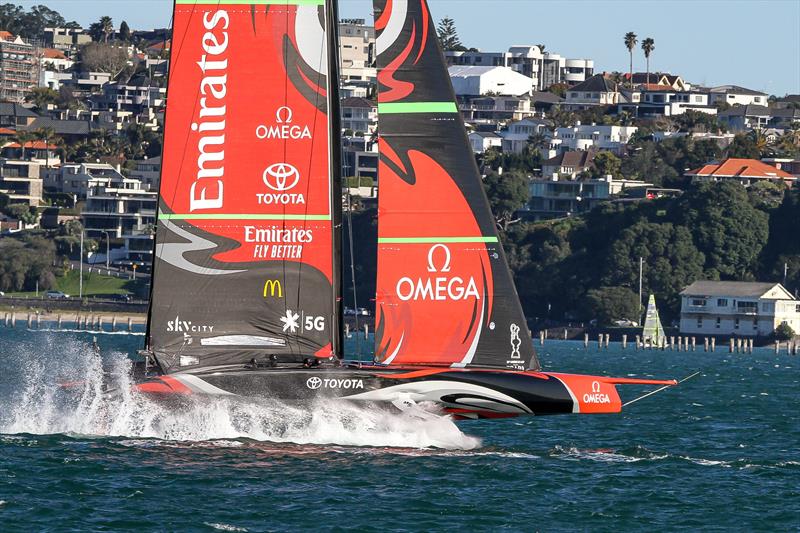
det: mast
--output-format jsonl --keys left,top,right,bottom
{"left": 326, "top": 0, "right": 344, "bottom": 358}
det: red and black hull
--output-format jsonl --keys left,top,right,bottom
{"left": 135, "top": 365, "right": 676, "bottom": 420}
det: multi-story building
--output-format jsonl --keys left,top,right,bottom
{"left": 81, "top": 180, "right": 156, "bottom": 265}
{"left": 619, "top": 88, "right": 716, "bottom": 117}
{"left": 685, "top": 158, "right": 796, "bottom": 187}
{"left": 500, "top": 118, "right": 551, "bottom": 154}
{"left": 679, "top": 281, "right": 800, "bottom": 337}
{"left": 541, "top": 150, "right": 596, "bottom": 179}
{"left": 445, "top": 46, "right": 593, "bottom": 91}
{"left": 458, "top": 95, "right": 538, "bottom": 125}
{"left": 339, "top": 19, "right": 375, "bottom": 82}
{"left": 468, "top": 131, "right": 502, "bottom": 153}
{"left": 526, "top": 174, "right": 651, "bottom": 220}
{"left": 707, "top": 85, "right": 768, "bottom": 108}
{"left": 0, "top": 32, "right": 39, "bottom": 103}
{"left": 564, "top": 74, "right": 620, "bottom": 110}
{"left": 0, "top": 140, "right": 60, "bottom": 167}
{"left": 341, "top": 136, "right": 378, "bottom": 180}
{"left": 341, "top": 97, "right": 377, "bottom": 134}
{"left": 128, "top": 156, "right": 161, "bottom": 191}
{"left": 551, "top": 123, "right": 637, "bottom": 154}
{"left": 43, "top": 27, "right": 91, "bottom": 55}
{"left": 44, "top": 163, "right": 142, "bottom": 200}
{"left": 0, "top": 159, "right": 42, "bottom": 206}
{"left": 449, "top": 66, "right": 534, "bottom": 96}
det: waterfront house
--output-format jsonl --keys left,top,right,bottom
{"left": 679, "top": 281, "right": 800, "bottom": 337}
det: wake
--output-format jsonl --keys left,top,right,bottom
{"left": 0, "top": 336, "right": 480, "bottom": 450}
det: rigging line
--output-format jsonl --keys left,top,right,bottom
{"left": 346, "top": 189, "right": 360, "bottom": 355}
{"left": 292, "top": 3, "right": 326, "bottom": 329}
{"left": 622, "top": 371, "right": 700, "bottom": 407}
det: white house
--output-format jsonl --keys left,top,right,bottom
{"left": 551, "top": 123, "right": 637, "bottom": 155}
{"left": 679, "top": 281, "right": 800, "bottom": 337}
{"left": 468, "top": 131, "right": 502, "bottom": 153}
{"left": 448, "top": 66, "right": 534, "bottom": 97}
{"left": 707, "top": 85, "right": 768, "bottom": 108}
{"left": 500, "top": 118, "right": 551, "bottom": 154}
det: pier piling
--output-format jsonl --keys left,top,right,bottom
{"left": 729, "top": 339, "right": 735, "bottom": 353}
{"left": 57, "top": 314, "right": 62, "bottom": 329}
{"left": 10, "top": 312, "right": 15, "bottom": 328}
{"left": 704, "top": 337, "right": 709, "bottom": 352}
{"left": 127, "top": 318, "right": 133, "bottom": 332}
{"left": 584, "top": 333, "right": 589, "bottom": 348}
{"left": 635, "top": 335, "right": 640, "bottom": 350}
{"left": 539, "top": 331, "right": 545, "bottom": 346}
{"left": 564, "top": 329, "right": 568, "bottom": 340}
{"left": 27, "top": 313, "right": 32, "bottom": 328}
{"left": 691, "top": 337, "right": 696, "bottom": 351}
{"left": 622, "top": 334, "right": 627, "bottom": 349}
{"left": 711, "top": 337, "right": 716, "bottom": 352}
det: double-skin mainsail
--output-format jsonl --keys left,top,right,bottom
{"left": 147, "top": 0, "right": 342, "bottom": 372}
{"left": 372, "top": 0, "right": 539, "bottom": 371}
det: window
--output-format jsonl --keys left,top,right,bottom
{"left": 717, "top": 298, "right": 728, "bottom": 307}
{"left": 761, "top": 302, "right": 774, "bottom": 313}
{"left": 796, "top": 304, "right": 800, "bottom": 313}
{"left": 691, "top": 298, "right": 706, "bottom": 307}
{"left": 737, "top": 301, "right": 758, "bottom": 313}
{"left": 697, "top": 318, "right": 702, "bottom": 329}
{"left": 695, "top": 95, "right": 703, "bottom": 103}
{"left": 753, "top": 320, "right": 758, "bottom": 330}
{"left": 716, "top": 317, "right": 721, "bottom": 329}
{"left": 734, "top": 318, "right": 740, "bottom": 329}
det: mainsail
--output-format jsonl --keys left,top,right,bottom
{"left": 372, "top": 0, "right": 539, "bottom": 370}
{"left": 642, "top": 294, "right": 665, "bottom": 345}
{"left": 147, "top": 0, "right": 341, "bottom": 372}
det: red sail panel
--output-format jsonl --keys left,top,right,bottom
{"left": 148, "top": 1, "right": 336, "bottom": 372}
{"left": 372, "top": 0, "right": 539, "bottom": 371}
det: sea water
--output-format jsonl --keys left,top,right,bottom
{"left": 0, "top": 328, "right": 798, "bottom": 531}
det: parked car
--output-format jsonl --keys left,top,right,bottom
{"left": 110, "top": 294, "right": 132, "bottom": 302}
{"left": 0, "top": 291, "right": 5, "bottom": 297}
{"left": 45, "top": 290, "right": 69, "bottom": 299}
{"left": 344, "top": 307, "right": 370, "bottom": 316}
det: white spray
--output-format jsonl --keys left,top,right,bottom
{"left": 0, "top": 336, "right": 480, "bottom": 450}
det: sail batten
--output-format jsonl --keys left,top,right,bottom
{"left": 372, "top": 0, "right": 539, "bottom": 371}
{"left": 148, "top": 0, "right": 338, "bottom": 373}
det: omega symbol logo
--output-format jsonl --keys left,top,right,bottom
{"left": 263, "top": 163, "right": 301, "bottom": 192}
{"left": 306, "top": 377, "right": 322, "bottom": 390}
{"left": 427, "top": 244, "right": 452, "bottom": 273}
{"left": 275, "top": 106, "right": 293, "bottom": 124}
{"left": 591, "top": 381, "right": 601, "bottom": 393}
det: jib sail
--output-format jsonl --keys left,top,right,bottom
{"left": 371, "top": 0, "right": 539, "bottom": 370}
{"left": 147, "top": 0, "right": 341, "bottom": 373}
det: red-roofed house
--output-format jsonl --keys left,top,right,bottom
{"left": 42, "top": 48, "right": 74, "bottom": 71}
{"left": 685, "top": 158, "right": 796, "bottom": 187}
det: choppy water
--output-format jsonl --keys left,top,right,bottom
{"left": 1, "top": 329, "right": 798, "bottom": 531}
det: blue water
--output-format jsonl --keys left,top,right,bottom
{"left": 1, "top": 328, "right": 798, "bottom": 531}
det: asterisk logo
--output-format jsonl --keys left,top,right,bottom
{"left": 280, "top": 309, "right": 300, "bottom": 333}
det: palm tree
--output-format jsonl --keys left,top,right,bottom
{"left": 12, "top": 130, "right": 36, "bottom": 160}
{"left": 100, "top": 16, "right": 113, "bottom": 43}
{"left": 641, "top": 38, "right": 655, "bottom": 85}
{"left": 624, "top": 32, "right": 637, "bottom": 88}
{"left": 33, "top": 127, "right": 57, "bottom": 168}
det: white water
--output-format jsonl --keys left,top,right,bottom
{"left": 0, "top": 336, "right": 480, "bottom": 450}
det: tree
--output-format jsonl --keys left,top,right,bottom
{"left": 79, "top": 43, "right": 128, "bottom": 75}
{"left": 437, "top": 17, "right": 464, "bottom": 51}
{"left": 587, "top": 151, "right": 621, "bottom": 179}
{"left": 624, "top": 32, "right": 637, "bottom": 88}
{"left": 483, "top": 170, "right": 530, "bottom": 231}
{"left": 586, "top": 286, "right": 641, "bottom": 325}
{"left": 727, "top": 132, "right": 761, "bottom": 159}
{"left": 601, "top": 221, "right": 706, "bottom": 318}
{"left": 119, "top": 20, "right": 131, "bottom": 42}
{"left": 672, "top": 181, "right": 769, "bottom": 279}
{"left": 25, "top": 87, "right": 60, "bottom": 111}
{"left": 773, "top": 322, "right": 795, "bottom": 341}
{"left": 12, "top": 130, "right": 36, "bottom": 160}
{"left": 641, "top": 38, "right": 655, "bottom": 85}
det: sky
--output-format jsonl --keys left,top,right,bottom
{"left": 15, "top": 0, "right": 800, "bottom": 95}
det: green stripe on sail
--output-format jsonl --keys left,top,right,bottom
{"left": 160, "top": 213, "right": 331, "bottom": 221}
{"left": 378, "top": 236, "right": 498, "bottom": 244}
{"left": 378, "top": 102, "right": 458, "bottom": 114}
{"left": 176, "top": 0, "right": 324, "bottom": 5}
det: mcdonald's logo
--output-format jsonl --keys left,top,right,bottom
{"left": 263, "top": 279, "right": 283, "bottom": 298}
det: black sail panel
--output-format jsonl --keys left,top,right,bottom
{"left": 372, "top": 0, "right": 539, "bottom": 370}
{"left": 148, "top": 0, "right": 337, "bottom": 373}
